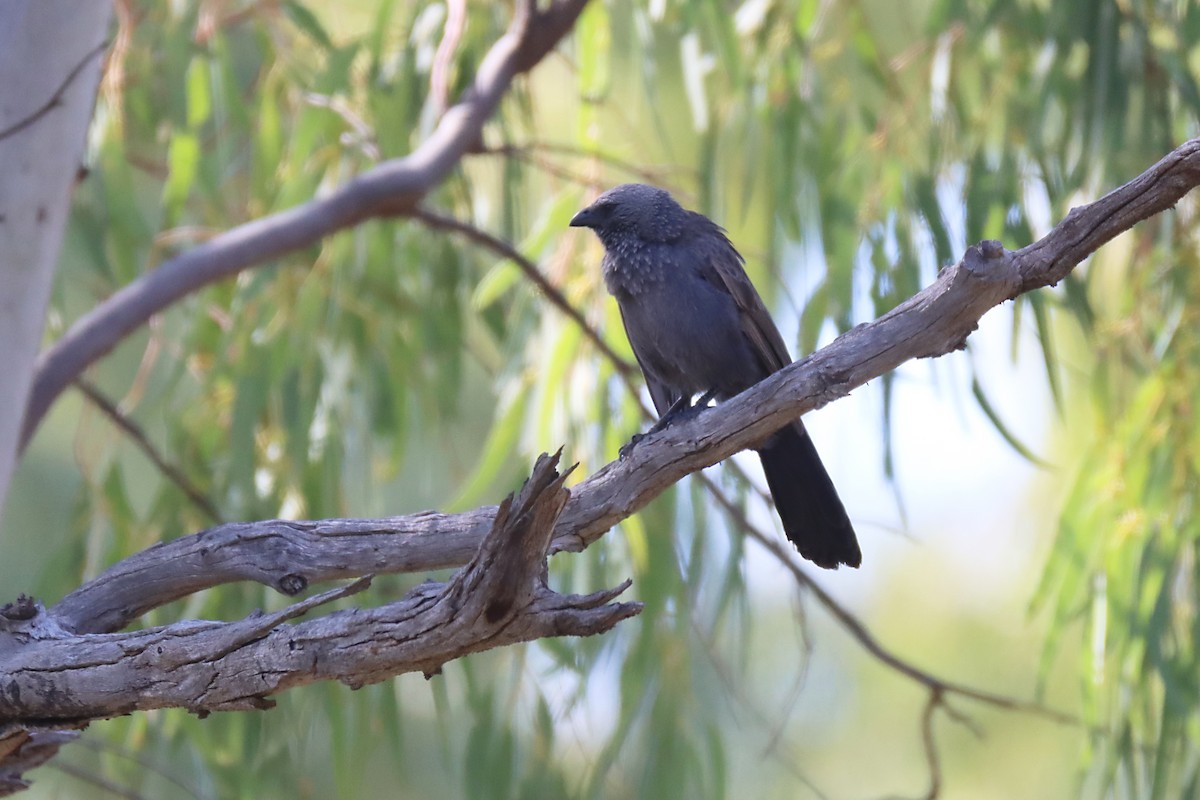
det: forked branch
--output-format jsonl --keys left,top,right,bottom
{"left": 0, "top": 454, "right": 638, "bottom": 789}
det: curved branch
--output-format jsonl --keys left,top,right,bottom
{"left": 39, "top": 137, "right": 1200, "bottom": 637}
{"left": 19, "top": 0, "right": 591, "bottom": 452}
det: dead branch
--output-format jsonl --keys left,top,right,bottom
{"left": 0, "top": 454, "right": 639, "bottom": 790}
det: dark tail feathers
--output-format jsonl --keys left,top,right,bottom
{"left": 758, "top": 422, "right": 861, "bottom": 569}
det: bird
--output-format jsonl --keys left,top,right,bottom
{"left": 570, "top": 183, "right": 861, "bottom": 569}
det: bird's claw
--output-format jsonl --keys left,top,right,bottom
{"left": 621, "top": 398, "right": 715, "bottom": 460}
{"left": 619, "top": 432, "right": 646, "bottom": 460}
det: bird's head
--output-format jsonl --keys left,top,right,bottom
{"left": 569, "top": 184, "right": 688, "bottom": 245}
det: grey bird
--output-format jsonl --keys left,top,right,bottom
{"left": 570, "top": 183, "right": 861, "bottom": 569}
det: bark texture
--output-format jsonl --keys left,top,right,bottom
{"left": 1, "top": 454, "right": 637, "bottom": 793}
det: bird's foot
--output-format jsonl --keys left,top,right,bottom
{"left": 619, "top": 391, "right": 718, "bottom": 460}
{"left": 653, "top": 390, "right": 716, "bottom": 432}
{"left": 618, "top": 432, "right": 646, "bottom": 460}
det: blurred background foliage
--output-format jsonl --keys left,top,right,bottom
{"left": 3, "top": 0, "right": 1199, "bottom": 797}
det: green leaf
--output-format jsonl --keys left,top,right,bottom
{"left": 1028, "top": 292, "right": 1065, "bottom": 416}
{"left": 185, "top": 57, "right": 212, "bottom": 128}
{"left": 971, "top": 376, "right": 1052, "bottom": 468}
{"left": 472, "top": 260, "right": 522, "bottom": 310}
{"left": 283, "top": 0, "right": 335, "bottom": 50}
{"left": 162, "top": 131, "right": 200, "bottom": 222}
{"left": 576, "top": 0, "right": 611, "bottom": 98}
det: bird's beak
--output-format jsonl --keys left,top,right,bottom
{"left": 568, "top": 206, "right": 595, "bottom": 228}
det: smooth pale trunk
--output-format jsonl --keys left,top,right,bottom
{"left": 0, "top": 1, "right": 111, "bottom": 518}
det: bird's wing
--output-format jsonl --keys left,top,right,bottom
{"left": 702, "top": 235, "right": 793, "bottom": 372}
{"left": 619, "top": 313, "right": 679, "bottom": 416}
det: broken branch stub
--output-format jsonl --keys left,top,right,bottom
{"left": 0, "top": 452, "right": 640, "bottom": 791}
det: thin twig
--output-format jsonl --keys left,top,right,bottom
{"left": 430, "top": 0, "right": 467, "bottom": 117}
{"left": 496, "top": 147, "right": 612, "bottom": 189}
{"left": 477, "top": 142, "right": 686, "bottom": 185}
{"left": 698, "top": 469, "right": 1078, "bottom": 725}
{"left": 700, "top": 469, "right": 1077, "bottom": 799}
{"left": 73, "top": 738, "right": 204, "bottom": 800}
{"left": 917, "top": 691, "right": 943, "bottom": 800}
{"left": 412, "top": 207, "right": 637, "bottom": 378}
{"left": 50, "top": 761, "right": 147, "bottom": 800}
{"left": 73, "top": 378, "right": 223, "bottom": 524}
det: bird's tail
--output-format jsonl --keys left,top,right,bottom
{"left": 758, "top": 421, "right": 861, "bottom": 569}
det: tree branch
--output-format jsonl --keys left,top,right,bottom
{"left": 412, "top": 206, "right": 638, "bottom": 378}
{"left": 697, "top": 469, "right": 1076, "bottom": 723}
{"left": 19, "top": 0, "right": 591, "bottom": 452}
{"left": 0, "top": 452, "right": 639, "bottom": 721}
{"left": 5, "top": 128, "right": 1199, "bottom": 795}
{"left": 73, "top": 378, "right": 223, "bottom": 524}
{"left": 476, "top": 141, "right": 688, "bottom": 185}
{"left": 414, "top": 172, "right": 1083, "bottom": 761}
{"left": 34, "top": 136, "right": 1200, "bottom": 640}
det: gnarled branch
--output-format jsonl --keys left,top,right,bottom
{"left": 0, "top": 454, "right": 638, "bottom": 782}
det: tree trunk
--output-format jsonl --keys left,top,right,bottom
{"left": 0, "top": 1, "right": 111, "bottom": 513}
